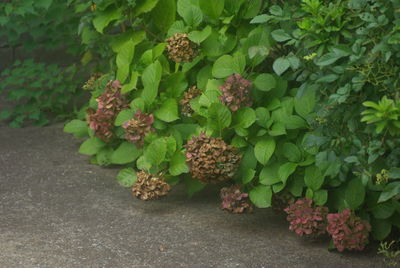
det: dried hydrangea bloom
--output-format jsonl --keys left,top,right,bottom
{"left": 220, "top": 185, "right": 253, "bottom": 214}
{"left": 180, "top": 86, "right": 202, "bottom": 117}
{"left": 326, "top": 209, "right": 371, "bottom": 252}
{"left": 219, "top": 74, "right": 252, "bottom": 112}
{"left": 122, "top": 110, "right": 155, "bottom": 147}
{"left": 166, "top": 33, "right": 199, "bottom": 63}
{"left": 86, "top": 80, "right": 128, "bottom": 142}
{"left": 96, "top": 80, "right": 127, "bottom": 111}
{"left": 184, "top": 132, "right": 242, "bottom": 184}
{"left": 284, "top": 198, "right": 329, "bottom": 238}
{"left": 86, "top": 108, "right": 115, "bottom": 142}
{"left": 132, "top": 171, "right": 171, "bottom": 201}
{"left": 82, "top": 73, "right": 103, "bottom": 90}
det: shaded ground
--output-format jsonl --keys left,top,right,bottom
{"left": 0, "top": 124, "right": 386, "bottom": 267}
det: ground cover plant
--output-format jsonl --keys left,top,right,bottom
{"left": 63, "top": 0, "right": 400, "bottom": 252}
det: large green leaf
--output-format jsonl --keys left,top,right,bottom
{"left": 116, "top": 168, "right": 137, "bottom": 187}
{"left": 254, "top": 73, "right": 276, "bottom": 92}
{"left": 282, "top": 142, "right": 302, "bottom": 163}
{"left": 254, "top": 137, "right": 276, "bottom": 165}
{"left": 345, "top": 178, "right": 366, "bottom": 210}
{"left": 116, "top": 40, "right": 135, "bottom": 83}
{"left": 304, "top": 166, "right": 324, "bottom": 191}
{"left": 184, "top": 176, "right": 206, "bottom": 197}
{"left": 177, "top": 0, "right": 203, "bottom": 27}
{"left": 79, "top": 137, "right": 106, "bottom": 156}
{"left": 152, "top": 0, "right": 176, "bottom": 33}
{"left": 371, "top": 218, "right": 392, "bottom": 240}
{"left": 207, "top": 103, "right": 232, "bottom": 133}
{"left": 278, "top": 163, "right": 297, "bottom": 184}
{"left": 114, "top": 109, "right": 133, "bottom": 126}
{"left": 169, "top": 151, "right": 189, "bottom": 176}
{"left": 154, "top": 99, "right": 179, "bottom": 122}
{"left": 294, "top": 90, "right": 316, "bottom": 118}
{"left": 199, "top": 0, "right": 224, "bottom": 20}
{"left": 188, "top": 26, "right": 212, "bottom": 44}
{"left": 93, "top": 7, "right": 122, "bottom": 33}
{"left": 64, "top": 120, "right": 88, "bottom": 138}
{"left": 249, "top": 185, "right": 272, "bottom": 208}
{"left": 233, "top": 107, "right": 256, "bottom": 128}
{"left": 142, "top": 61, "right": 162, "bottom": 105}
{"left": 273, "top": 57, "right": 290, "bottom": 75}
{"left": 145, "top": 138, "right": 167, "bottom": 166}
{"left": 134, "top": 0, "right": 160, "bottom": 16}
{"left": 212, "top": 54, "right": 246, "bottom": 78}
{"left": 111, "top": 142, "right": 142, "bottom": 164}
{"left": 259, "top": 163, "right": 280, "bottom": 185}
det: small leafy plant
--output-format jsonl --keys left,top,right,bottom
{"left": 0, "top": 59, "right": 83, "bottom": 127}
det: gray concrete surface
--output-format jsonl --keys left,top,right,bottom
{"left": 0, "top": 124, "right": 385, "bottom": 268}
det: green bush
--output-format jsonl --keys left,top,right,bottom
{"left": 0, "top": 0, "right": 89, "bottom": 127}
{"left": 64, "top": 0, "right": 400, "bottom": 251}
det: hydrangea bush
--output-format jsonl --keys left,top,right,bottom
{"left": 64, "top": 0, "right": 400, "bottom": 252}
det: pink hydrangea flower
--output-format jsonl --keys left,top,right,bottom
{"left": 284, "top": 198, "right": 329, "bottom": 238}
{"left": 326, "top": 209, "right": 371, "bottom": 252}
{"left": 219, "top": 74, "right": 252, "bottom": 112}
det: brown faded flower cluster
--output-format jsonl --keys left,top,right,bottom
{"left": 184, "top": 132, "right": 242, "bottom": 184}
{"left": 82, "top": 72, "right": 103, "bottom": 90}
{"left": 180, "top": 86, "right": 202, "bottom": 117}
{"left": 219, "top": 74, "right": 252, "bottom": 112}
{"left": 132, "top": 171, "right": 171, "bottom": 200}
{"left": 220, "top": 184, "right": 253, "bottom": 214}
{"left": 166, "top": 33, "right": 199, "bottom": 63}
{"left": 86, "top": 80, "right": 128, "bottom": 142}
{"left": 122, "top": 110, "right": 155, "bottom": 147}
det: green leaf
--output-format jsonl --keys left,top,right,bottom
{"left": 254, "top": 73, "right": 276, "bottom": 92}
{"left": 233, "top": 107, "right": 256, "bottom": 128}
{"left": 294, "top": 90, "right": 316, "bottom": 118}
{"left": 145, "top": 138, "right": 167, "bottom": 166}
{"left": 278, "top": 163, "right": 297, "bottom": 184}
{"left": 188, "top": 26, "right": 212, "bottom": 44}
{"left": 142, "top": 61, "right": 162, "bottom": 105}
{"left": 345, "top": 178, "right": 365, "bottom": 210}
{"left": 93, "top": 7, "right": 122, "bottom": 33}
{"left": 313, "top": 189, "right": 328, "bottom": 205}
{"left": 115, "top": 109, "right": 133, "bottom": 126}
{"left": 79, "top": 137, "right": 106, "bottom": 156}
{"left": 116, "top": 40, "right": 135, "bottom": 83}
{"left": 271, "top": 29, "right": 292, "bottom": 42}
{"left": 121, "top": 71, "right": 139, "bottom": 93}
{"left": 111, "top": 142, "right": 142, "bottom": 164}
{"left": 378, "top": 182, "right": 400, "bottom": 203}
{"left": 35, "top": 0, "right": 53, "bottom": 10}
{"left": 315, "top": 52, "right": 342, "bottom": 66}
{"left": 249, "top": 185, "right": 272, "bottom": 208}
{"left": 282, "top": 142, "right": 302, "bottom": 162}
{"left": 242, "top": 168, "right": 256, "bottom": 184}
{"left": 134, "top": 0, "right": 160, "bottom": 16}
{"left": 154, "top": 99, "right": 179, "bottom": 122}
{"left": 169, "top": 151, "right": 189, "bottom": 176}
{"left": 116, "top": 168, "right": 137, "bottom": 187}
{"left": 207, "top": 103, "right": 232, "bottom": 133}
{"left": 371, "top": 218, "right": 392, "bottom": 240}
{"left": 64, "top": 120, "right": 88, "bottom": 138}
{"left": 259, "top": 163, "right": 280, "bottom": 185}
{"left": 96, "top": 147, "right": 113, "bottom": 166}
{"left": 371, "top": 202, "right": 396, "bottom": 219}
{"left": 304, "top": 166, "right": 324, "bottom": 191}
{"left": 254, "top": 137, "right": 276, "bottom": 165}
{"left": 212, "top": 55, "right": 234, "bottom": 78}
{"left": 212, "top": 54, "right": 246, "bottom": 78}
{"left": 177, "top": 0, "right": 203, "bottom": 27}
{"left": 152, "top": 0, "right": 176, "bottom": 33}
{"left": 273, "top": 57, "right": 290, "bottom": 76}
{"left": 199, "top": 0, "right": 224, "bottom": 20}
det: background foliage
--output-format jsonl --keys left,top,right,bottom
{"left": 0, "top": 0, "right": 88, "bottom": 127}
